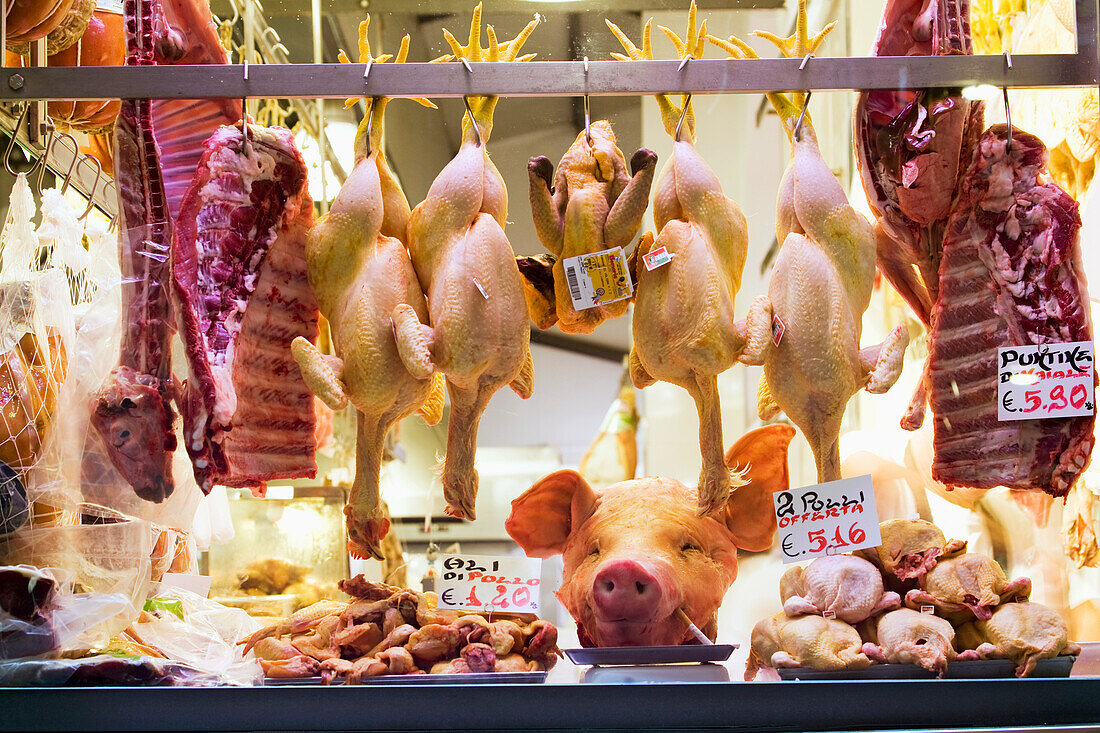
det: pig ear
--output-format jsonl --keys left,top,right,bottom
{"left": 505, "top": 470, "right": 598, "bottom": 558}
{"left": 721, "top": 425, "right": 796, "bottom": 552}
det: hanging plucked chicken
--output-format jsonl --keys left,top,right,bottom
{"left": 405, "top": 4, "right": 539, "bottom": 521}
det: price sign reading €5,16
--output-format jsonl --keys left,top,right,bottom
{"left": 773, "top": 475, "right": 881, "bottom": 564}
{"left": 436, "top": 554, "right": 542, "bottom": 614}
{"left": 998, "top": 341, "right": 1095, "bottom": 422}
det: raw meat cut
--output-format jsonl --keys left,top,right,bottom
{"left": 713, "top": 4, "right": 908, "bottom": 485}
{"left": 506, "top": 426, "right": 794, "bottom": 647}
{"left": 90, "top": 0, "right": 177, "bottom": 503}
{"left": 927, "top": 125, "right": 1094, "bottom": 496}
{"left": 173, "top": 124, "right": 318, "bottom": 495}
{"left": 904, "top": 551, "right": 1032, "bottom": 621}
{"left": 406, "top": 6, "right": 538, "bottom": 521}
{"left": 855, "top": 0, "right": 984, "bottom": 327}
{"left": 148, "top": 0, "right": 242, "bottom": 221}
{"left": 91, "top": 0, "right": 241, "bottom": 503}
{"left": 608, "top": 6, "right": 749, "bottom": 515}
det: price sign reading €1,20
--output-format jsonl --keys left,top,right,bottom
{"left": 998, "top": 341, "right": 1095, "bottom": 422}
{"left": 436, "top": 554, "right": 542, "bottom": 614}
{"left": 773, "top": 475, "right": 881, "bottom": 564}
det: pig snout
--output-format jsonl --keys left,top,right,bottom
{"left": 593, "top": 560, "right": 664, "bottom": 620}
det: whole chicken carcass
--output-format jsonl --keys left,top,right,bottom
{"left": 607, "top": 4, "right": 749, "bottom": 515}
{"left": 711, "top": 6, "right": 909, "bottom": 485}
{"left": 904, "top": 552, "right": 1032, "bottom": 622}
{"left": 956, "top": 601, "right": 1081, "bottom": 677}
{"left": 747, "top": 612, "right": 875, "bottom": 681}
{"left": 523, "top": 119, "right": 657, "bottom": 334}
{"left": 293, "top": 23, "right": 444, "bottom": 559}
{"left": 856, "top": 518, "right": 967, "bottom": 584}
{"left": 862, "top": 608, "right": 973, "bottom": 676}
{"left": 406, "top": 5, "right": 539, "bottom": 520}
{"left": 780, "top": 555, "right": 901, "bottom": 624}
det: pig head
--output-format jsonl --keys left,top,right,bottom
{"left": 506, "top": 425, "right": 795, "bottom": 647}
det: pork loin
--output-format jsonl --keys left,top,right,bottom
{"left": 173, "top": 124, "right": 319, "bottom": 495}
{"left": 928, "top": 124, "right": 1094, "bottom": 497}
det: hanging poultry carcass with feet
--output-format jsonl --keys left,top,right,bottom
{"left": 710, "top": 3, "right": 909, "bottom": 485}
{"left": 292, "top": 21, "right": 445, "bottom": 560}
{"left": 522, "top": 119, "right": 657, "bottom": 334}
{"left": 607, "top": 2, "right": 749, "bottom": 516}
{"left": 406, "top": 4, "right": 539, "bottom": 521}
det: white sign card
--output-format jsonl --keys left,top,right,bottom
{"left": 772, "top": 475, "right": 881, "bottom": 564}
{"left": 998, "top": 341, "right": 1095, "bottom": 421}
{"left": 436, "top": 553, "right": 542, "bottom": 614}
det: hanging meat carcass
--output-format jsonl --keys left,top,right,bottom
{"left": 172, "top": 123, "right": 319, "bottom": 496}
{"left": 711, "top": 1, "right": 908, "bottom": 485}
{"left": 91, "top": 0, "right": 240, "bottom": 502}
{"left": 607, "top": 2, "right": 750, "bottom": 515}
{"left": 406, "top": 5, "right": 538, "bottom": 521}
{"left": 293, "top": 21, "right": 445, "bottom": 559}
{"left": 926, "top": 126, "right": 1094, "bottom": 497}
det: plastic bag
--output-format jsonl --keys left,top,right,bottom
{"left": 0, "top": 654, "right": 226, "bottom": 686}
{"left": 128, "top": 583, "right": 262, "bottom": 686}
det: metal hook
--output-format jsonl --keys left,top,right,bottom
{"left": 52, "top": 132, "right": 81, "bottom": 195}
{"left": 463, "top": 96, "right": 482, "bottom": 147}
{"left": 582, "top": 56, "right": 592, "bottom": 146}
{"left": 105, "top": 179, "right": 120, "bottom": 231}
{"left": 460, "top": 57, "right": 473, "bottom": 74}
{"left": 678, "top": 54, "right": 692, "bottom": 72}
{"left": 1002, "top": 86, "right": 1012, "bottom": 147}
{"left": 1004, "top": 51, "right": 1013, "bottom": 70}
{"left": 243, "top": 58, "right": 249, "bottom": 80}
{"left": 363, "top": 56, "right": 373, "bottom": 80}
{"left": 33, "top": 123, "right": 58, "bottom": 195}
{"left": 364, "top": 105, "right": 374, "bottom": 158}
{"left": 3, "top": 104, "right": 31, "bottom": 176}
{"left": 262, "top": 26, "right": 281, "bottom": 44}
{"left": 76, "top": 155, "right": 103, "bottom": 221}
{"left": 793, "top": 89, "right": 813, "bottom": 142}
{"left": 799, "top": 53, "right": 814, "bottom": 70}
{"left": 674, "top": 93, "right": 692, "bottom": 143}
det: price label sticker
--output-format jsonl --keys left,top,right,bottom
{"left": 998, "top": 341, "right": 1095, "bottom": 421}
{"left": 772, "top": 314, "right": 786, "bottom": 346}
{"left": 642, "top": 245, "right": 673, "bottom": 271}
{"left": 562, "top": 247, "right": 633, "bottom": 311}
{"left": 436, "top": 553, "right": 542, "bottom": 614}
{"left": 774, "top": 475, "right": 881, "bottom": 564}
{"left": 920, "top": 605, "right": 935, "bottom": 615}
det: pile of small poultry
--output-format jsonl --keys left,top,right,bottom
{"left": 747, "top": 519, "right": 1081, "bottom": 679}
{"left": 239, "top": 576, "right": 560, "bottom": 683}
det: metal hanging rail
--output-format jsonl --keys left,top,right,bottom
{"left": 0, "top": 52, "right": 1095, "bottom": 102}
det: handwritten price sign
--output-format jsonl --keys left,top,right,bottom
{"left": 773, "top": 475, "right": 881, "bottom": 564}
{"left": 998, "top": 341, "right": 1095, "bottom": 422}
{"left": 436, "top": 554, "right": 542, "bottom": 614}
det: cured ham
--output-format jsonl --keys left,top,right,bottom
{"left": 173, "top": 124, "right": 318, "bottom": 496}
{"left": 927, "top": 125, "right": 1094, "bottom": 497}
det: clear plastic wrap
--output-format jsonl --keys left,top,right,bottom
{"left": 0, "top": 654, "right": 225, "bottom": 686}
{"left": 128, "top": 584, "right": 262, "bottom": 686}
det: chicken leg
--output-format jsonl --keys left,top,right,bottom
{"left": 710, "top": 5, "right": 908, "bottom": 484}
{"left": 407, "top": 5, "right": 539, "bottom": 520}
{"left": 608, "top": 4, "right": 748, "bottom": 516}
{"left": 293, "top": 22, "right": 444, "bottom": 559}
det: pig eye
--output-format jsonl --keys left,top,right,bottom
{"left": 586, "top": 545, "right": 600, "bottom": 558}
{"left": 681, "top": 541, "right": 702, "bottom": 553}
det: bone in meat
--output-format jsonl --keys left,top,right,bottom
{"left": 927, "top": 125, "right": 1094, "bottom": 496}
{"left": 173, "top": 124, "right": 319, "bottom": 496}
{"left": 90, "top": 0, "right": 177, "bottom": 503}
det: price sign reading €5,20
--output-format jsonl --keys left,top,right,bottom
{"left": 998, "top": 341, "right": 1095, "bottom": 422}
{"left": 773, "top": 475, "right": 881, "bottom": 564}
{"left": 436, "top": 554, "right": 542, "bottom": 614}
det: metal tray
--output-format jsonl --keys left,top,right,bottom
{"left": 776, "top": 655, "right": 1076, "bottom": 680}
{"left": 264, "top": 671, "right": 547, "bottom": 686}
{"left": 565, "top": 644, "right": 737, "bottom": 666}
